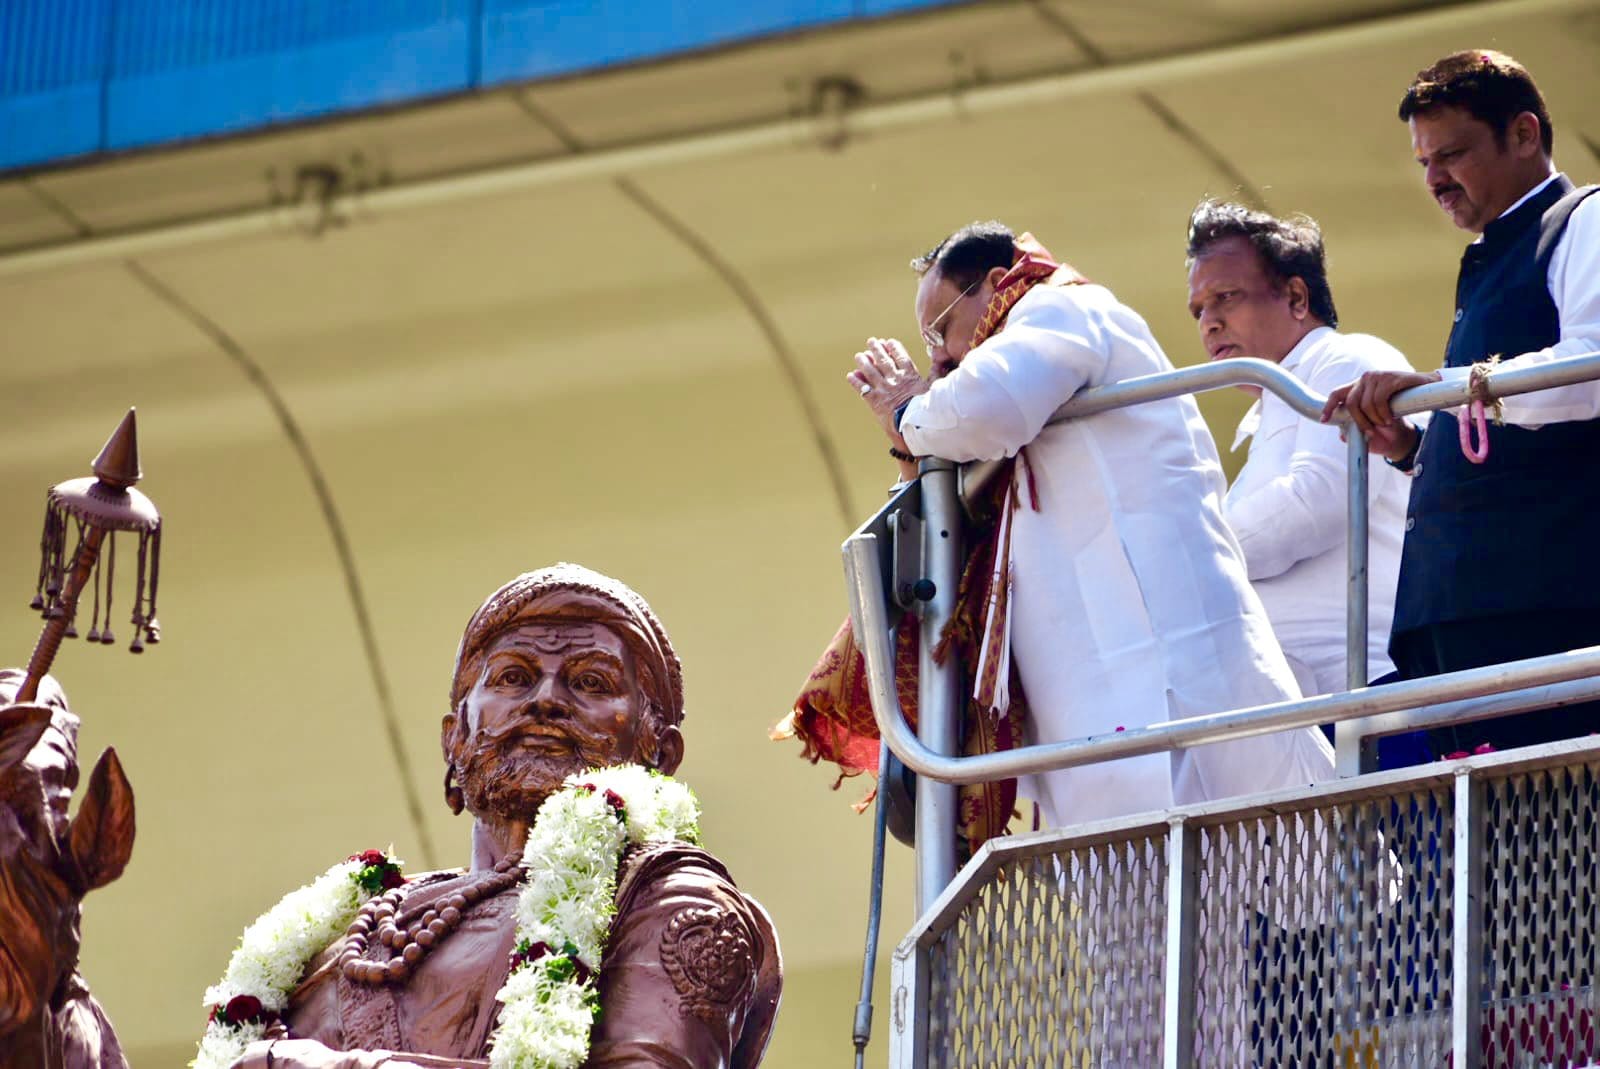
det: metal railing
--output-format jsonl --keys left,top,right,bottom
{"left": 889, "top": 734, "right": 1600, "bottom": 1068}
{"left": 841, "top": 350, "right": 1600, "bottom": 1065}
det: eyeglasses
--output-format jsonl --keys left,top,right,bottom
{"left": 919, "top": 279, "right": 982, "bottom": 354}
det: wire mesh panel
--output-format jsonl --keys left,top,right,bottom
{"left": 908, "top": 747, "right": 1600, "bottom": 1068}
{"left": 927, "top": 833, "right": 1168, "bottom": 1068}
{"left": 1480, "top": 760, "right": 1600, "bottom": 1068}
{"left": 1191, "top": 788, "right": 1455, "bottom": 1067}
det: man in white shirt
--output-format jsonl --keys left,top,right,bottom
{"left": 847, "top": 222, "right": 1333, "bottom": 828}
{"left": 1186, "top": 200, "right": 1414, "bottom": 698}
{"left": 1325, "top": 50, "right": 1600, "bottom": 759}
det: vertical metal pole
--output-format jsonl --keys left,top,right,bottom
{"left": 1344, "top": 425, "right": 1370, "bottom": 690}
{"left": 1451, "top": 770, "right": 1485, "bottom": 1069}
{"left": 852, "top": 741, "right": 892, "bottom": 1069}
{"left": 1336, "top": 425, "right": 1373, "bottom": 776}
{"left": 1163, "top": 819, "right": 1199, "bottom": 1069}
{"left": 915, "top": 458, "right": 963, "bottom": 914}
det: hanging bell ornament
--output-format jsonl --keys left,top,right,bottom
{"left": 16, "top": 409, "right": 163, "bottom": 703}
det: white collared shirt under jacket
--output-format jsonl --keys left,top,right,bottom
{"left": 900, "top": 283, "right": 1334, "bottom": 829}
{"left": 1225, "top": 327, "right": 1414, "bottom": 696}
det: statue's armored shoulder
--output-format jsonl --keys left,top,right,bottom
{"left": 597, "top": 842, "right": 782, "bottom": 1069}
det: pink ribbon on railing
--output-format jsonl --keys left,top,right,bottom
{"left": 1458, "top": 399, "right": 1491, "bottom": 463}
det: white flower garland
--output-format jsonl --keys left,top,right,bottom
{"left": 192, "top": 853, "right": 399, "bottom": 1069}
{"left": 489, "top": 764, "right": 699, "bottom": 1069}
{"left": 190, "top": 766, "right": 698, "bottom": 1069}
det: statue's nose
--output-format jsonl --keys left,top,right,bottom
{"left": 523, "top": 675, "right": 571, "bottom": 719}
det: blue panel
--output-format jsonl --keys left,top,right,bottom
{"left": 1, "top": 0, "right": 971, "bottom": 171}
{"left": 0, "top": 0, "right": 109, "bottom": 167}
{"left": 481, "top": 0, "right": 854, "bottom": 86}
{"left": 0, "top": 84, "right": 104, "bottom": 169}
{"left": 106, "top": 15, "right": 473, "bottom": 148}
{"left": 107, "top": 0, "right": 473, "bottom": 76}
{"left": 855, "top": 0, "right": 965, "bottom": 14}
{"left": 0, "top": 0, "right": 110, "bottom": 94}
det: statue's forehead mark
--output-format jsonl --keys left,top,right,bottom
{"left": 492, "top": 622, "right": 612, "bottom": 656}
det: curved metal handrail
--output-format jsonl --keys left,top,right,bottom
{"left": 1051, "top": 349, "right": 1600, "bottom": 424}
{"left": 847, "top": 531, "right": 1600, "bottom": 785}
{"left": 962, "top": 351, "right": 1600, "bottom": 504}
{"left": 852, "top": 349, "right": 1600, "bottom": 785}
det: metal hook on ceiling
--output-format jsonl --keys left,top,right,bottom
{"left": 265, "top": 156, "right": 389, "bottom": 238}
{"left": 807, "top": 75, "right": 867, "bottom": 152}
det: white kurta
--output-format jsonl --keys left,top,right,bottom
{"left": 1225, "top": 327, "right": 1414, "bottom": 696}
{"left": 900, "top": 283, "right": 1333, "bottom": 828}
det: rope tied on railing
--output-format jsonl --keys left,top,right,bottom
{"left": 1458, "top": 357, "right": 1504, "bottom": 464}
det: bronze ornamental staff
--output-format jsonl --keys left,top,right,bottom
{"left": 17, "top": 408, "right": 162, "bottom": 703}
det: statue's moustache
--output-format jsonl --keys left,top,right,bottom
{"left": 467, "top": 716, "right": 603, "bottom": 767}
{"left": 473, "top": 712, "right": 573, "bottom": 748}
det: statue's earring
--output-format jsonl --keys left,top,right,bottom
{"left": 444, "top": 763, "right": 464, "bottom": 815}
{"left": 443, "top": 698, "right": 469, "bottom": 814}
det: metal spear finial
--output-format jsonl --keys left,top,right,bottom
{"left": 17, "top": 409, "right": 162, "bottom": 702}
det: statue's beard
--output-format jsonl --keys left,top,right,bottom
{"left": 455, "top": 727, "right": 612, "bottom": 824}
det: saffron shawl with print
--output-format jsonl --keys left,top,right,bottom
{"left": 774, "top": 234, "right": 1086, "bottom": 849}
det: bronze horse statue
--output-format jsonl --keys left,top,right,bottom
{"left": 0, "top": 671, "right": 133, "bottom": 1069}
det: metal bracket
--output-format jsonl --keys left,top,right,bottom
{"left": 946, "top": 47, "right": 988, "bottom": 95}
{"left": 890, "top": 509, "right": 926, "bottom": 611}
{"left": 882, "top": 504, "right": 926, "bottom": 846}
{"left": 265, "top": 153, "right": 390, "bottom": 238}
{"left": 806, "top": 75, "right": 866, "bottom": 152}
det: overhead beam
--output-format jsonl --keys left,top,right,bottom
{"left": 0, "top": 0, "right": 1586, "bottom": 280}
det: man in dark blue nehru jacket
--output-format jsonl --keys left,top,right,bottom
{"left": 1324, "top": 50, "right": 1600, "bottom": 762}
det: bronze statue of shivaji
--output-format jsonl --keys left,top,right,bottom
{"left": 0, "top": 669, "right": 136, "bottom": 1069}
{"left": 202, "top": 564, "right": 781, "bottom": 1069}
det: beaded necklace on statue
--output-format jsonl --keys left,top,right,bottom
{"left": 340, "top": 852, "right": 524, "bottom": 985}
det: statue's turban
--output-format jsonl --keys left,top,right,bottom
{"left": 449, "top": 563, "right": 684, "bottom": 728}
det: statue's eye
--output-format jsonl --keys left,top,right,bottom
{"left": 572, "top": 671, "right": 613, "bottom": 695}
{"left": 496, "top": 667, "right": 531, "bottom": 688}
